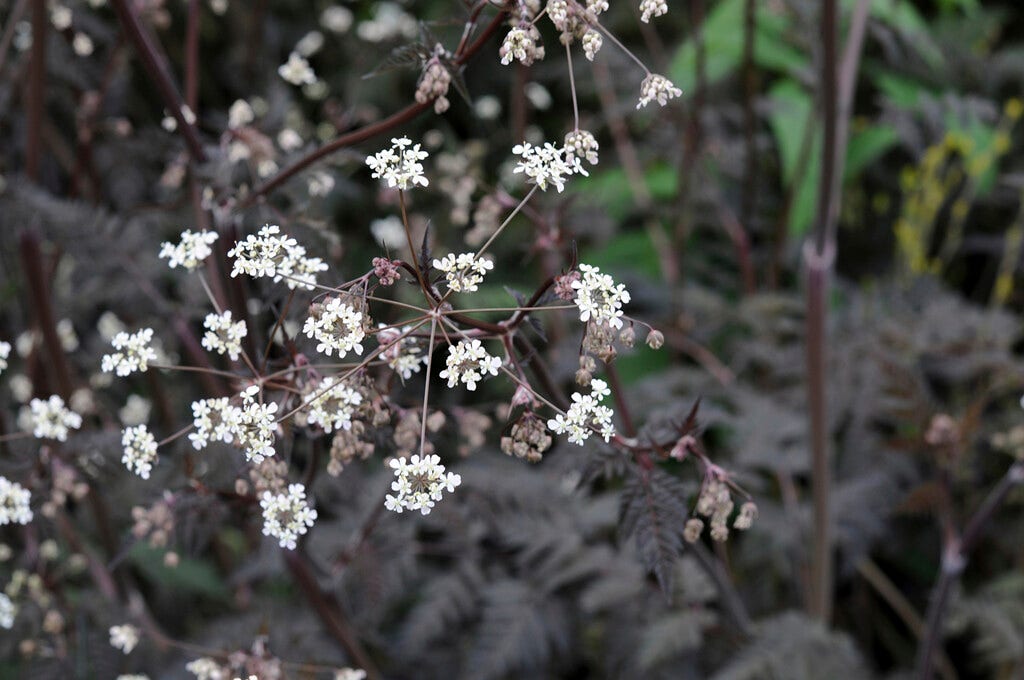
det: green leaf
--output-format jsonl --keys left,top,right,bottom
{"left": 859, "top": 0, "right": 944, "bottom": 68}
{"left": 668, "top": 0, "right": 808, "bottom": 94}
{"left": 573, "top": 164, "right": 677, "bottom": 221}
{"left": 768, "top": 81, "right": 820, "bottom": 237}
{"left": 128, "top": 542, "right": 228, "bottom": 600}
{"left": 844, "top": 125, "right": 899, "bottom": 179}
{"left": 581, "top": 232, "right": 662, "bottom": 280}
{"left": 873, "top": 71, "right": 932, "bottom": 108}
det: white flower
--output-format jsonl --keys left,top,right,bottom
{"left": 227, "top": 224, "right": 296, "bottom": 278}
{"left": 384, "top": 454, "right": 461, "bottom": 515}
{"left": 0, "top": 594, "right": 15, "bottom": 629}
{"left": 370, "top": 215, "right": 407, "bottom": 249}
{"left": 116, "top": 675, "right": 151, "bottom": 680}
{"left": 571, "top": 263, "right": 631, "bottom": 329}
{"left": 235, "top": 385, "right": 278, "bottom": 464}
{"left": 547, "top": 378, "right": 616, "bottom": 445}
{"left": 25, "top": 395, "right": 82, "bottom": 441}
{"left": 227, "top": 99, "right": 254, "bottom": 129}
{"left": 278, "top": 52, "right": 316, "bottom": 85}
{"left": 101, "top": 328, "right": 158, "bottom": 377}
{"left": 303, "top": 376, "right": 363, "bottom": 433}
{"left": 121, "top": 425, "right": 158, "bottom": 479}
{"left": 365, "top": 137, "right": 429, "bottom": 190}
{"left": 0, "top": 341, "right": 10, "bottom": 376}
{"left": 500, "top": 25, "right": 544, "bottom": 66}
{"left": 334, "top": 669, "right": 367, "bottom": 680}
{"left": 201, "top": 311, "right": 247, "bottom": 361}
{"left": 432, "top": 252, "right": 494, "bottom": 293}
{"left": 0, "top": 476, "right": 32, "bottom": 526}
{"left": 378, "top": 324, "right": 427, "bottom": 381}
{"left": 512, "top": 141, "right": 587, "bottom": 193}
{"left": 109, "top": 623, "right": 140, "bottom": 654}
{"left": 303, "top": 297, "right": 366, "bottom": 358}
{"left": 321, "top": 6, "right": 353, "bottom": 33}
{"left": 582, "top": 29, "right": 602, "bottom": 61}
{"left": 261, "top": 483, "right": 317, "bottom": 549}
{"left": 308, "top": 170, "right": 335, "bottom": 197}
{"left": 564, "top": 129, "right": 600, "bottom": 165}
{"left": 639, "top": 0, "right": 668, "bottom": 22}
{"left": 188, "top": 397, "right": 240, "bottom": 450}
{"left": 227, "top": 225, "right": 327, "bottom": 289}
{"left": 158, "top": 229, "right": 219, "bottom": 270}
{"left": 439, "top": 340, "right": 502, "bottom": 391}
{"left": 186, "top": 657, "right": 227, "bottom": 680}
{"left": 637, "top": 73, "right": 682, "bottom": 108}
{"left": 278, "top": 128, "right": 303, "bottom": 151}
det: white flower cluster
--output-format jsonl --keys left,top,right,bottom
{"left": 365, "top": 137, "right": 429, "bottom": 190}
{"left": 201, "top": 311, "right": 247, "bottom": 361}
{"left": 500, "top": 25, "right": 544, "bottom": 66}
{"left": 101, "top": 328, "right": 158, "bottom": 376}
{"left": 439, "top": 340, "right": 502, "bottom": 391}
{"left": 547, "top": 378, "right": 615, "bottom": 445}
{"left": 261, "top": 483, "right": 317, "bottom": 549}
{"left": 432, "top": 252, "right": 494, "bottom": 293}
{"left": 26, "top": 395, "right": 82, "bottom": 441}
{"left": 228, "top": 99, "right": 254, "bottom": 129}
{"left": 0, "top": 593, "right": 15, "bottom": 629}
{"left": 228, "top": 225, "right": 327, "bottom": 290}
{"left": 564, "top": 129, "right": 600, "bottom": 165}
{"left": 512, "top": 141, "right": 588, "bottom": 193}
{"left": 121, "top": 425, "right": 158, "bottom": 479}
{"left": 334, "top": 669, "right": 367, "bottom": 680}
{"left": 0, "top": 476, "right": 32, "bottom": 526}
{"left": 303, "top": 297, "right": 366, "bottom": 358}
{"left": 582, "top": 29, "right": 602, "bottom": 61}
{"left": 158, "top": 229, "right": 218, "bottom": 271}
{"left": 572, "top": 263, "right": 631, "bottom": 329}
{"left": 189, "top": 397, "right": 239, "bottom": 450}
{"left": 278, "top": 51, "right": 316, "bottom": 85}
{"left": 0, "top": 340, "right": 12, "bottom": 376}
{"left": 109, "top": 623, "right": 140, "bottom": 654}
{"left": 639, "top": 0, "right": 668, "bottom": 22}
{"left": 235, "top": 386, "right": 278, "bottom": 464}
{"left": 186, "top": 657, "right": 226, "bottom": 680}
{"left": 384, "top": 454, "right": 462, "bottom": 515}
{"left": 303, "top": 376, "right": 363, "bottom": 433}
{"left": 637, "top": 73, "right": 683, "bottom": 108}
{"left": 378, "top": 325, "right": 427, "bottom": 381}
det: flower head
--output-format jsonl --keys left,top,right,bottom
{"left": 278, "top": 52, "right": 316, "bottom": 85}
{"left": 188, "top": 397, "right": 240, "bottom": 450}
{"left": 227, "top": 224, "right": 297, "bottom": 279}
{"left": 0, "top": 594, "right": 15, "bottom": 629}
{"left": 366, "top": 137, "right": 429, "bottom": 190}
{"left": 303, "top": 376, "right": 363, "bottom": 433}
{"left": 25, "top": 395, "right": 82, "bottom": 441}
{"left": 260, "top": 483, "right": 317, "bottom": 549}
{"left": 0, "top": 476, "right": 32, "bottom": 526}
{"left": 384, "top": 454, "right": 461, "bottom": 515}
{"left": 547, "top": 378, "right": 616, "bottom": 445}
{"left": 439, "top": 340, "right": 502, "bottom": 391}
{"left": 109, "top": 624, "right": 140, "bottom": 654}
{"left": 235, "top": 385, "right": 278, "bottom": 464}
{"left": 0, "top": 340, "right": 10, "bottom": 376}
{"left": 639, "top": 0, "right": 668, "bottom": 22}
{"left": 564, "top": 129, "right": 600, "bottom": 165}
{"left": 512, "top": 141, "right": 587, "bottom": 192}
{"left": 637, "top": 73, "right": 682, "bottom": 108}
{"left": 432, "top": 252, "right": 494, "bottom": 293}
{"left": 201, "top": 311, "right": 247, "bottom": 361}
{"left": 303, "top": 297, "right": 366, "bottom": 358}
{"left": 158, "top": 229, "right": 218, "bottom": 270}
{"left": 500, "top": 25, "right": 544, "bottom": 66}
{"left": 571, "top": 263, "right": 631, "bottom": 329}
{"left": 378, "top": 324, "right": 427, "bottom": 380}
{"left": 121, "top": 425, "right": 158, "bottom": 479}
{"left": 101, "top": 328, "right": 158, "bottom": 377}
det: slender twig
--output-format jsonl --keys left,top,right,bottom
{"left": 245, "top": 9, "right": 507, "bottom": 204}
{"left": 805, "top": 0, "right": 838, "bottom": 623}
{"left": 111, "top": 0, "right": 206, "bottom": 162}
{"left": 26, "top": 0, "right": 46, "bottom": 181}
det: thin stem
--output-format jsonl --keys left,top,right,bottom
{"left": 262, "top": 289, "right": 295, "bottom": 370}
{"left": 593, "top": 21, "right": 650, "bottom": 75}
{"left": 566, "top": 42, "right": 580, "bottom": 130}
{"left": 26, "top": 0, "right": 46, "bottom": 181}
{"left": 418, "top": 317, "right": 439, "bottom": 455}
{"left": 474, "top": 185, "right": 538, "bottom": 260}
{"left": 398, "top": 190, "right": 428, "bottom": 294}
